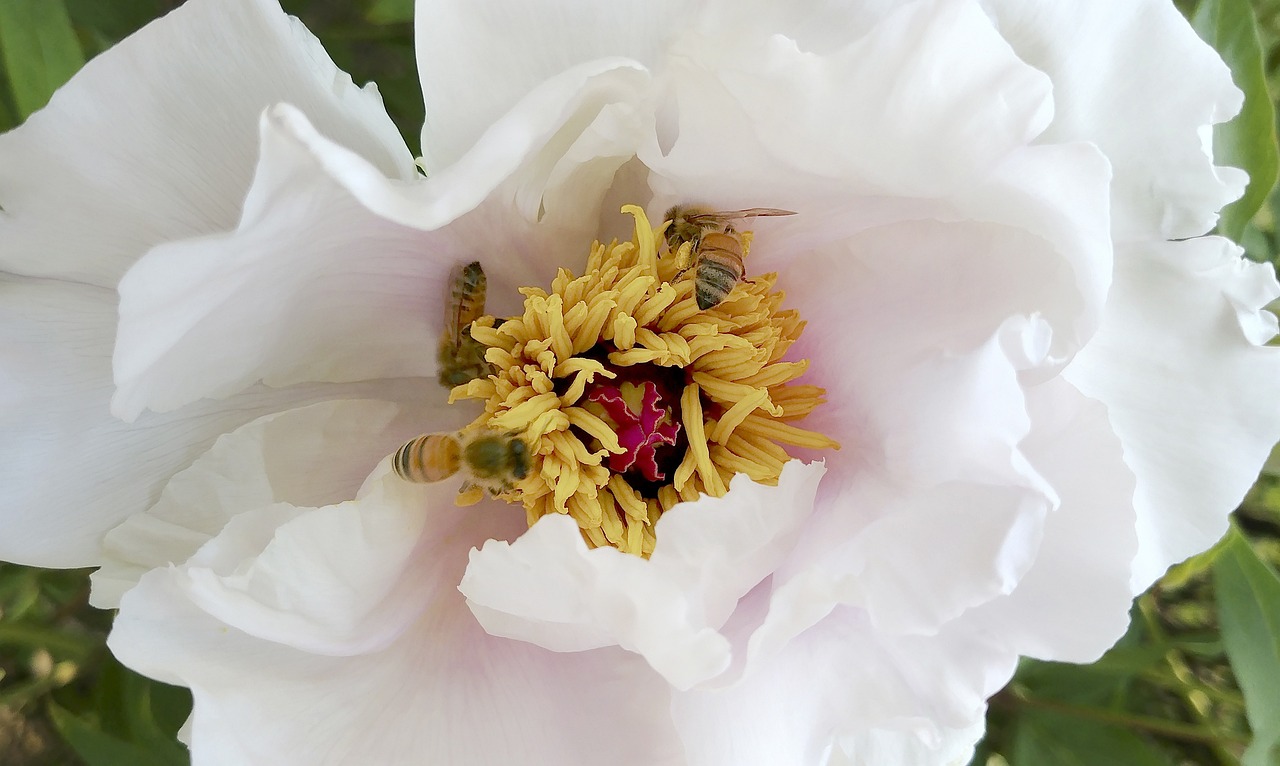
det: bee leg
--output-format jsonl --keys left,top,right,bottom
{"left": 671, "top": 241, "right": 697, "bottom": 276}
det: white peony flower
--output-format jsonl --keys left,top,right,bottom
{"left": 2, "top": 0, "right": 1277, "bottom": 763}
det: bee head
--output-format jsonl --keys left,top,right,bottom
{"left": 508, "top": 438, "right": 530, "bottom": 480}
{"left": 663, "top": 205, "right": 706, "bottom": 252}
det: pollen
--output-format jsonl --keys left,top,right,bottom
{"left": 452, "top": 205, "right": 838, "bottom": 556}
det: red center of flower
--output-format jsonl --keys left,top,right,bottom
{"left": 585, "top": 378, "right": 682, "bottom": 483}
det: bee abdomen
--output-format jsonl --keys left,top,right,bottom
{"left": 453, "top": 261, "right": 486, "bottom": 301}
{"left": 394, "top": 433, "right": 460, "bottom": 483}
{"left": 696, "top": 259, "right": 742, "bottom": 310}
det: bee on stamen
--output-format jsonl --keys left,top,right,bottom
{"left": 437, "top": 260, "right": 494, "bottom": 388}
{"left": 393, "top": 428, "right": 531, "bottom": 496}
{"left": 663, "top": 206, "right": 796, "bottom": 310}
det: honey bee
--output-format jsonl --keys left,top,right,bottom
{"left": 437, "top": 260, "right": 494, "bottom": 388}
{"left": 393, "top": 428, "right": 531, "bottom": 495}
{"left": 663, "top": 206, "right": 796, "bottom": 310}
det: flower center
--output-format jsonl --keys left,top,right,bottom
{"left": 583, "top": 374, "right": 683, "bottom": 484}
{"left": 450, "top": 206, "right": 838, "bottom": 556}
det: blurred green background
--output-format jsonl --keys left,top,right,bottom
{"left": 1, "top": 0, "right": 1280, "bottom": 764}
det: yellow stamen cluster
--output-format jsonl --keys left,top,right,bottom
{"left": 452, "top": 206, "right": 838, "bottom": 556}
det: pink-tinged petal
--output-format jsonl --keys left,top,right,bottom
{"left": 110, "top": 487, "right": 685, "bottom": 765}
{"left": 414, "top": 0, "right": 685, "bottom": 170}
{"left": 641, "top": 0, "right": 1052, "bottom": 208}
{"left": 1065, "top": 237, "right": 1280, "bottom": 591}
{"left": 92, "top": 399, "right": 463, "bottom": 609}
{"left": 0, "top": 276, "right": 429, "bottom": 568}
{"left": 749, "top": 143, "right": 1113, "bottom": 639}
{"left": 959, "top": 379, "right": 1138, "bottom": 662}
{"left": 460, "top": 461, "right": 825, "bottom": 689}
{"left": 980, "top": 0, "right": 1245, "bottom": 239}
{"left": 755, "top": 312, "right": 1057, "bottom": 642}
{"left": 680, "top": 148, "right": 1113, "bottom": 375}
{"left": 0, "top": 0, "right": 411, "bottom": 289}
{"left": 672, "top": 606, "right": 1008, "bottom": 766}
{"left": 736, "top": 326, "right": 1136, "bottom": 678}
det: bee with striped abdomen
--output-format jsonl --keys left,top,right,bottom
{"left": 663, "top": 206, "right": 796, "bottom": 310}
{"left": 393, "top": 428, "right": 531, "bottom": 496}
{"left": 437, "top": 260, "right": 494, "bottom": 388}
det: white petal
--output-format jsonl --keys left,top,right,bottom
{"left": 980, "top": 0, "right": 1245, "bottom": 239}
{"left": 171, "top": 471, "right": 456, "bottom": 655}
{"left": 0, "top": 0, "right": 411, "bottom": 288}
{"left": 959, "top": 378, "right": 1138, "bottom": 662}
{"left": 92, "top": 399, "right": 462, "bottom": 609}
{"left": 460, "top": 461, "right": 825, "bottom": 690}
{"left": 690, "top": 0, "right": 901, "bottom": 58}
{"left": 111, "top": 105, "right": 452, "bottom": 420}
{"left": 110, "top": 489, "right": 685, "bottom": 765}
{"left": 414, "top": 0, "right": 682, "bottom": 170}
{"left": 641, "top": 0, "right": 1052, "bottom": 207}
{"left": 671, "top": 606, "right": 1006, "bottom": 766}
{"left": 1066, "top": 237, "right": 1280, "bottom": 590}
{"left": 0, "top": 275, "right": 431, "bottom": 568}
{"left": 832, "top": 716, "right": 986, "bottom": 766}
{"left": 114, "top": 62, "right": 656, "bottom": 417}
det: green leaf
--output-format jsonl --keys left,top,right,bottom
{"left": 366, "top": 0, "right": 414, "bottom": 24}
{"left": 0, "top": 0, "right": 85, "bottom": 118}
{"left": 47, "top": 701, "right": 185, "bottom": 766}
{"left": 82, "top": 655, "right": 190, "bottom": 762}
{"left": 1191, "top": 0, "right": 1280, "bottom": 240}
{"left": 0, "top": 622, "right": 98, "bottom": 661}
{"left": 0, "top": 76, "right": 15, "bottom": 131}
{"left": 1014, "top": 605, "right": 1153, "bottom": 706}
{"left": 1215, "top": 527, "right": 1280, "bottom": 766}
{"left": 147, "top": 679, "right": 193, "bottom": 739}
{"left": 1015, "top": 658, "right": 1143, "bottom": 709}
{"left": 119, "top": 665, "right": 191, "bottom": 753}
{"left": 1011, "top": 712, "right": 1174, "bottom": 766}
{"left": 63, "top": 0, "right": 163, "bottom": 45}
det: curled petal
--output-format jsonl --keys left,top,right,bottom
{"left": 672, "top": 605, "right": 1007, "bottom": 766}
{"left": 109, "top": 473, "right": 686, "bottom": 764}
{"left": 113, "top": 61, "right": 657, "bottom": 417}
{"left": 415, "top": 0, "right": 683, "bottom": 169}
{"left": 460, "top": 461, "right": 825, "bottom": 689}
{"left": 111, "top": 106, "right": 453, "bottom": 419}
{"left": 1066, "top": 237, "right": 1280, "bottom": 590}
{"left": 959, "top": 378, "right": 1138, "bottom": 662}
{"left": 643, "top": 0, "right": 1053, "bottom": 206}
{"left": 981, "top": 0, "right": 1246, "bottom": 238}
{"left": 92, "top": 399, "right": 462, "bottom": 609}
{"left": 0, "top": 276, "right": 426, "bottom": 568}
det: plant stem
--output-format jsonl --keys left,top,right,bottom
{"left": 1139, "top": 593, "right": 1243, "bottom": 765}
{"left": 1139, "top": 668, "right": 1246, "bottom": 709}
{"left": 995, "top": 690, "right": 1249, "bottom": 747}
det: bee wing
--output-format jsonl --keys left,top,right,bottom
{"left": 724, "top": 207, "right": 797, "bottom": 219}
{"left": 686, "top": 208, "right": 797, "bottom": 226}
{"left": 445, "top": 261, "right": 487, "bottom": 348}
